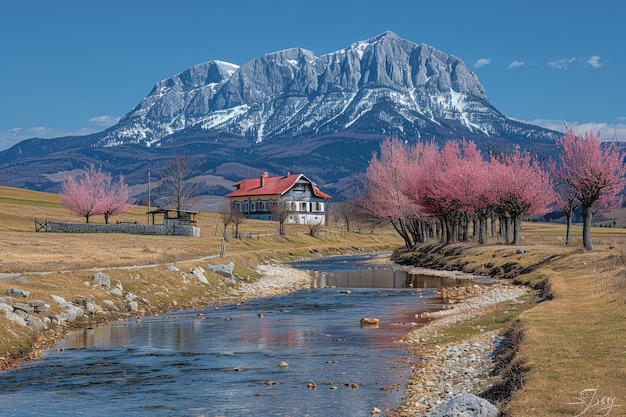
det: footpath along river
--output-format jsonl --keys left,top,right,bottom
{"left": 0, "top": 254, "right": 479, "bottom": 417}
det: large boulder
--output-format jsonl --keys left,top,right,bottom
{"left": 432, "top": 394, "right": 499, "bottom": 417}
{"left": 92, "top": 272, "right": 111, "bottom": 289}
{"left": 7, "top": 288, "right": 30, "bottom": 298}
{"left": 191, "top": 267, "right": 209, "bottom": 284}
{"left": 50, "top": 295, "right": 84, "bottom": 324}
{"left": 207, "top": 262, "right": 234, "bottom": 278}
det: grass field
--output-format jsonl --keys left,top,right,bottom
{"left": 1, "top": 185, "right": 626, "bottom": 415}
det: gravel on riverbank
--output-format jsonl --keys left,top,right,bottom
{"left": 393, "top": 280, "right": 529, "bottom": 416}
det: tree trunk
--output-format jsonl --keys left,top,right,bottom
{"left": 440, "top": 219, "right": 448, "bottom": 244}
{"left": 564, "top": 209, "right": 573, "bottom": 246}
{"left": 391, "top": 219, "right": 413, "bottom": 249}
{"left": 279, "top": 221, "right": 285, "bottom": 236}
{"left": 477, "top": 215, "right": 487, "bottom": 244}
{"left": 499, "top": 214, "right": 509, "bottom": 244}
{"left": 512, "top": 215, "right": 522, "bottom": 245}
{"left": 582, "top": 205, "right": 595, "bottom": 251}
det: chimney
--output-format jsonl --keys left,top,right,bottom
{"left": 260, "top": 171, "right": 269, "bottom": 187}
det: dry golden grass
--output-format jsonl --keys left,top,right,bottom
{"left": 506, "top": 241, "right": 626, "bottom": 416}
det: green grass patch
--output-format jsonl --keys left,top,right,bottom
{"left": 426, "top": 293, "right": 535, "bottom": 347}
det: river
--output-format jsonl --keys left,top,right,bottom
{"left": 0, "top": 254, "right": 472, "bottom": 417}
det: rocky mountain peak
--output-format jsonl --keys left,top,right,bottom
{"left": 98, "top": 31, "right": 501, "bottom": 147}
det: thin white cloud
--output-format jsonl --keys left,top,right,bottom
{"left": 89, "top": 115, "right": 121, "bottom": 127}
{"left": 547, "top": 57, "right": 576, "bottom": 70}
{"left": 474, "top": 58, "right": 491, "bottom": 68}
{"left": 525, "top": 118, "right": 626, "bottom": 141}
{"left": 507, "top": 60, "right": 525, "bottom": 70}
{"left": 586, "top": 55, "right": 603, "bottom": 69}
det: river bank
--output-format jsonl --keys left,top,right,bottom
{"left": 2, "top": 254, "right": 528, "bottom": 417}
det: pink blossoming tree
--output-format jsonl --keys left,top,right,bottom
{"left": 556, "top": 129, "right": 626, "bottom": 251}
{"left": 60, "top": 165, "right": 133, "bottom": 223}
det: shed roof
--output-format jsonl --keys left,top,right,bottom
{"left": 146, "top": 208, "right": 199, "bottom": 215}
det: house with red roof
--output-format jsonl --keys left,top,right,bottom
{"left": 225, "top": 172, "right": 331, "bottom": 224}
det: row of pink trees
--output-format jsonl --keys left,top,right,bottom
{"left": 60, "top": 164, "right": 134, "bottom": 223}
{"left": 361, "top": 129, "right": 625, "bottom": 251}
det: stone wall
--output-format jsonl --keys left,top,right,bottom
{"left": 39, "top": 221, "right": 200, "bottom": 237}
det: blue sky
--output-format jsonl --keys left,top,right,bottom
{"left": 1, "top": 0, "right": 624, "bottom": 150}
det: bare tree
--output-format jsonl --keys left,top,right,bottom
{"left": 231, "top": 206, "right": 247, "bottom": 238}
{"left": 156, "top": 153, "right": 199, "bottom": 212}
{"left": 269, "top": 199, "right": 290, "bottom": 235}
{"left": 308, "top": 221, "right": 322, "bottom": 237}
{"left": 331, "top": 201, "right": 357, "bottom": 232}
{"left": 218, "top": 201, "right": 234, "bottom": 240}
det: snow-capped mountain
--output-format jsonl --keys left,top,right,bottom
{"left": 96, "top": 31, "right": 556, "bottom": 148}
{"left": 0, "top": 31, "right": 561, "bottom": 199}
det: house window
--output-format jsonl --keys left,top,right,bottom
{"left": 291, "top": 202, "right": 297, "bottom": 211}
{"left": 242, "top": 202, "right": 249, "bottom": 212}
{"left": 293, "top": 183, "right": 306, "bottom": 191}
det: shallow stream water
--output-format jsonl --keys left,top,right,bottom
{"left": 0, "top": 254, "right": 472, "bottom": 417}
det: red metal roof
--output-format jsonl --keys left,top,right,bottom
{"left": 226, "top": 173, "right": 331, "bottom": 199}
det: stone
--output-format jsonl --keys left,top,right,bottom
{"left": 0, "top": 303, "right": 13, "bottom": 314}
{"left": 50, "top": 295, "right": 68, "bottom": 306}
{"left": 7, "top": 288, "right": 30, "bottom": 298}
{"left": 92, "top": 272, "right": 111, "bottom": 289}
{"left": 12, "top": 302, "right": 34, "bottom": 314}
{"left": 28, "top": 300, "right": 49, "bottom": 313}
{"left": 360, "top": 317, "right": 380, "bottom": 328}
{"left": 103, "top": 300, "right": 119, "bottom": 311}
{"left": 127, "top": 301, "right": 139, "bottom": 312}
{"left": 109, "top": 288, "right": 123, "bottom": 297}
{"left": 166, "top": 265, "right": 180, "bottom": 272}
{"left": 57, "top": 303, "right": 84, "bottom": 323}
{"left": 4, "top": 310, "right": 27, "bottom": 327}
{"left": 0, "top": 296, "right": 12, "bottom": 307}
{"left": 88, "top": 300, "right": 100, "bottom": 314}
{"left": 432, "top": 394, "right": 498, "bottom": 417}
{"left": 191, "top": 267, "right": 209, "bottom": 284}
{"left": 207, "top": 262, "right": 234, "bottom": 278}
{"left": 25, "top": 315, "right": 46, "bottom": 332}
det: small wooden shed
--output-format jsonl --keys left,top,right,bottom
{"left": 147, "top": 208, "right": 198, "bottom": 226}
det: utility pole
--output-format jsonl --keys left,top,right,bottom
{"left": 147, "top": 168, "right": 151, "bottom": 225}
